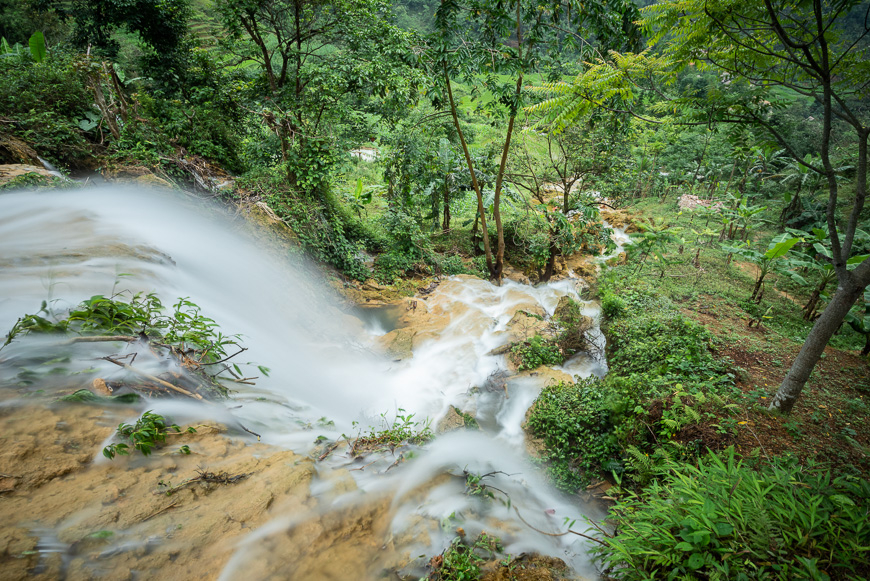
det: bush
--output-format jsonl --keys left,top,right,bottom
{"left": 527, "top": 378, "right": 619, "bottom": 490}
{"left": 510, "top": 335, "right": 564, "bottom": 371}
{"left": 0, "top": 52, "right": 94, "bottom": 166}
{"left": 373, "top": 248, "right": 420, "bottom": 284}
{"left": 596, "top": 447, "right": 870, "bottom": 581}
{"left": 600, "top": 289, "right": 626, "bottom": 319}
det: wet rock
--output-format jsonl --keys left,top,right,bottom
{"left": 502, "top": 263, "right": 530, "bottom": 285}
{"left": 379, "top": 328, "right": 415, "bottom": 360}
{"left": 0, "top": 135, "right": 40, "bottom": 165}
{"left": 436, "top": 406, "right": 467, "bottom": 433}
{"left": 564, "top": 254, "right": 599, "bottom": 280}
{"left": 480, "top": 553, "right": 569, "bottom": 581}
{"left": 133, "top": 173, "right": 174, "bottom": 189}
{"left": 601, "top": 208, "right": 640, "bottom": 232}
{"left": 0, "top": 164, "right": 60, "bottom": 187}
{"left": 506, "top": 311, "right": 550, "bottom": 343}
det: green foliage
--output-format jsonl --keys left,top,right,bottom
{"left": 102, "top": 410, "right": 196, "bottom": 459}
{"left": 596, "top": 447, "right": 870, "bottom": 580}
{"left": 527, "top": 378, "right": 619, "bottom": 490}
{"left": 0, "top": 50, "right": 93, "bottom": 166}
{"left": 603, "top": 286, "right": 731, "bottom": 389}
{"left": 428, "top": 533, "right": 503, "bottom": 581}
{"left": 510, "top": 335, "right": 564, "bottom": 371}
{"left": 58, "top": 389, "right": 142, "bottom": 405}
{"left": 350, "top": 408, "right": 432, "bottom": 454}
{"left": 28, "top": 31, "right": 45, "bottom": 63}
{"left": 3, "top": 292, "right": 251, "bottom": 396}
{"left": 257, "top": 176, "right": 372, "bottom": 281}
{"left": 600, "top": 289, "right": 626, "bottom": 320}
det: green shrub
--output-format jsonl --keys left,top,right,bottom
{"left": 373, "top": 248, "right": 420, "bottom": 284}
{"left": 0, "top": 52, "right": 94, "bottom": 167}
{"left": 510, "top": 334, "right": 564, "bottom": 371}
{"left": 603, "top": 288, "right": 730, "bottom": 389}
{"left": 428, "top": 533, "right": 503, "bottom": 581}
{"left": 596, "top": 447, "right": 870, "bottom": 581}
{"left": 527, "top": 378, "right": 619, "bottom": 490}
{"left": 600, "top": 289, "right": 626, "bottom": 319}
{"left": 103, "top": 410, "right": 195, "bottom": 459}
{"left": 260, "top": 184, "right": 371, "bottom": 281}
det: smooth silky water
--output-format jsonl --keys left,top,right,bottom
{"left": 0, "top": 187, "right": 623, "bottom": 579}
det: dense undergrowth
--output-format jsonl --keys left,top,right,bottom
{"left": 528, "top": 197, "right": 870, "bottom": 579}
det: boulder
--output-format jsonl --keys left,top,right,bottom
{"left": 436, "top": 406, "right": 467, "bottom": 434}
{"left": 505, "top": 310, "right": 550, "bottom": 342}
{"left": 379, "top": 328, "right": 415, "bottom": 360}
{"left": 0, "top": 135, "right": 40, "bottom": 165}
{"left": 0, "top": 164, "right": 60, "bottom": 187}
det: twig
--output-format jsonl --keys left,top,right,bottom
{"left": 240, "top": 425, "right": 261, "bottom": 441}
{"left": 200, "top": 347, "right": 248, "bottom": 366}
{"left": 384, "top": 454, "right": 404, "bottom": 473}
{"left": 219, "top": 377, "right": 257, "bottom": 385}
{"left": 142, "top": 500, "right": 179, "bottom": 521}
{"left": 349, "top": 460, "right": 377, "bottom": 472}
{"left": 103, "top": 357, "right": 203, "bottom": 400}
{"left": 318, "top": 442, "right": 340, "bottom": 461}
{"left": 741, "top": 417, "right": 771, "bottom": 462}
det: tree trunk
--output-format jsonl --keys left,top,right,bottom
{"left": 444, "top": 67, "right": 492, "bottom": 273}
{"left": 750, "top": 274, "right": 764, "bottom": 302}
{"left": 541, "top": 237, "right": 559, "bottom": 283}
{"left": 779, "top": 187, "right": 802, "bottom": 229}
{"left": 489, "top": 0, "right": 524, "bottom": 282}
{"left": 442, "top": 179, "right": 450, "bottom": 232}
{"left": 769, "top": 279, "right": 866, "bottom": 413}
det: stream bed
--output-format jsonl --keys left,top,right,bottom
{"left": 0, "top": 187, "right": 620, "bottom": 580}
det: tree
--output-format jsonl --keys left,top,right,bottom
{"left": 506, "top": 118, "right": 625, "bottom": 280}
{"left": 216, "top": 0, "right": 419, "bottom": 190}
{"left": 646, "top": 0, "right": 870, "bottom": 413}
{"left": 429, "top": 0, "right": 639, "bottom": 280}
{"left": 539, "top": 0, "right": 870, "bottom": 413}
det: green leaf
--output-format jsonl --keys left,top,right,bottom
{"left": 687, "top": 552, "right": 705, "bottom": 570}
{"left": 764, "top": 237, "right": 799, "bottom": 260}
{"left": 28, "top": 31, "right": 45, "bottom": 63}
{"left": 713, "top": 522, "right": 734, "bottom": 536}
{"left": 675, "top": 542, "right": 695, "bottom": 551}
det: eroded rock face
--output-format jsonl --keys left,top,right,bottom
{"left": 0, "top": 164, "right": 59, "bottom": 187}
{"left": 0, "top": 403, "right": 330, "bottom": 580}
{"left": 0, "top": 136, "right": 40, "bottom": 165}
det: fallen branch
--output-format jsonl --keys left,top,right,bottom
{"left": 318, "top": 442, "right": 341, "bottom": 461}
{"left": 103, "top": 357, "right": 203, "bottom": 400}
{"left": 240, "top": 424, "right": 261, "bottom": 440}
{"left": 512, "top": 506, "right": 608, "bottom": 545}
{"left": 349, "top": 460, "right": 377, "bottom": 472}
{"left": 62, "top": 335, "right": 138, "bottom": 345}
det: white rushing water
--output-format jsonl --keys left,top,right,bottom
{"left": 0, "top": 187, "right": 621, "bottom": 579}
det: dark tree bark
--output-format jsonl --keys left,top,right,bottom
{"left": 769, "top": 274, "right": 868, "bottom": 412}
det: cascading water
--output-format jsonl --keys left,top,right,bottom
{"left": 0, "top": 187, "right": 624, "bottom": 580}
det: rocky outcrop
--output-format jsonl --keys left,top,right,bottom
{"left": 0, "top": 135, "right": 40, "bottom": 165}
{"left": 0, "top": 164, "right": 63, "bottom": 187}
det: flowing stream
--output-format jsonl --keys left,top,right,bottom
{"left": 0, "top": 187, "right": 624, "bottom": 579}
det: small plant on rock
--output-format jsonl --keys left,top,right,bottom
{"left": 103, "top": 410, "right": 195, "bottom": 459}
{"left": 510, "top": 335, "right": 564, "bottom": 371}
